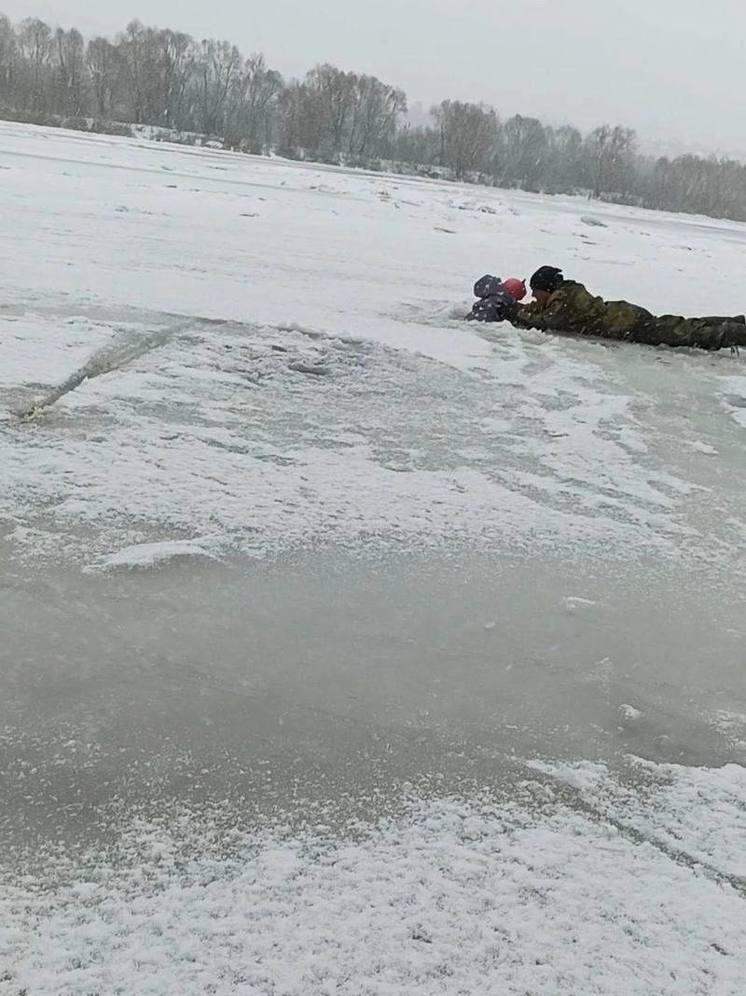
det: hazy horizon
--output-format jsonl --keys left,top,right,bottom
{"left": 3, "top": 0, "right": 744, "bottom": 157}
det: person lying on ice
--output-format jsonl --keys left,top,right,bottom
{"left": 513, "top": 266, "right": 746, "bottom": 350}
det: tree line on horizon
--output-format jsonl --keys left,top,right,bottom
{"left": 2, "top": 13, "right": 746, "bottom": 222}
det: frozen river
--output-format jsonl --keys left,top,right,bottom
{"left": 1, "top": 123, "right": 745, "bottom": 993}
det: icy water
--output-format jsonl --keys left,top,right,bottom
{"left": 2, "top": 544, "right": 744, "bottom": 851}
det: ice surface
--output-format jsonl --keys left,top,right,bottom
{"left": 2, "top": 123, "right": 746, "bottom": 571}
{"left": 1, "top": 123, "right": 745, "bottom": 994}
{"left": 1, "top": 763, "right": 744, "bottom": 996}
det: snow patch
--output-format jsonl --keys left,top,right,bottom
{"left": 562, "top": 596, "right": 598, "bottom": 612}
{"left": 619, "top": 704, "right": 644, "bottom": 723}
{"left": 2, "top": 772, "right": 745, "bottom": 996}
{"left": 530, "top": 757, "right": 746, "bottom": 881}
{"left": 96, "top": 539, "right": 218, "bottom": 570}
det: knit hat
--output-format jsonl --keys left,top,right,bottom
{"left": 530, "top": 266, "right": 564, "bottom": 293}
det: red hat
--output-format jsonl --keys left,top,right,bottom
{"left": 503, "top": 278, "right": 527, "bottom": 301}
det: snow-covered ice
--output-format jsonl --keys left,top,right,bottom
{"left": 1, "top": 122, "right": 745, "bottom": 994}
{"left": 1, "top": 761, "right": 744, "bottom": 995}
{"left": 2, "top": 122, "right": 746, "bottom": 568}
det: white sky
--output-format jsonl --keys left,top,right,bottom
{"left": 5, "top": 0, "right": 745, "bottom": 154}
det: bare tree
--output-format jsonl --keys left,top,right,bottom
{"left": 193, "top": 39, "right": 240, "bottom": 135}
{"left": 54, "top": 27, "right": 86, "bottom": 116}
{"left": 117, "top": 20, "right": 165, "bottom": 124}
{"left": 433, "top": 100, "right": 498, "bottom": 179}
{"left": 225, "top": 53, "right": 283, "bottom": 152}
{"left": 309, "top": 64, "right": 357, "bottom": 159}
{"left": 500, "top": 115, "right": 549, "bottom": 191}
{"left": 347, "top": 75, "right": 406, "bottom": 162}
{"left": 546, "top": 124, "right": 583, "bottom": 192}
{"left": 158, "top": 29, "right": 193, "bottom": 129}
{"left": 86, "top": 37, "right": 119, "bottom": 118}
{"left": 0, "top": 14, "right": 18, "bottom": 102}
{"left": 585, "top": 125, "right": 637, "bottom": 199}
{"left": 277, "top": 80, "right": 307, "bottom": 157}
{"left": 17, "top": 17, "right": 52, "bottom": 112}
{"left": 393, "top": 123, "right": 441, "bottom": 169}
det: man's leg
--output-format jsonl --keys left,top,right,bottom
{"left": 631, "top": 317, "right": 746, "bottom": 349}
{"left": 698, "top": 315, "right": 746, "bottom": 326}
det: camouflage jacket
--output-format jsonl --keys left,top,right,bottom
{"left": 513, "top": 281, "right": 746, "bottom": 351}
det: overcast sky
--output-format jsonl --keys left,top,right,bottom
{"left": 5, "top": 0, "right": 744, "bottom": 154}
